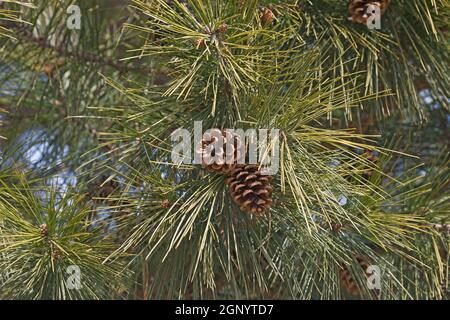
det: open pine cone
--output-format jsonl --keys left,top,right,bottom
{"left": 196, "top": 129, "right": 243, "bottom": 175}
{"left": 348, "top": 0, "right": 390, "bottom": 25}
{"left": 226, "top": 164, "right": 273, "bottom": 216}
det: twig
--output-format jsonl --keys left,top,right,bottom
{"left": 0, "top": 21, "right": 147, "bottom": 74}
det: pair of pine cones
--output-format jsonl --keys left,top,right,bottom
{"left": 348, "top": 0, "right": 391, "bottom": 25}
{"left": 197, "top": 129, "right": 273, "bottom": 216}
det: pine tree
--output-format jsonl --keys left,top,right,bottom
{"left": 0, "top": 0, "right": 448, "bottom": 300}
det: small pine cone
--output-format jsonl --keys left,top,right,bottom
{"left": 339, "top": 256, "right": 371, "bottom": 297}
{"left": 161, "top": 199, "right": 171, "bottom": 209}
{"left": 226, "top": 164, "right": 273, "bottom": 216}
{"left": 217, "top": 23, "right": 228, "bottom": 33}
{"left": 332, "top": 223, "right": 343, "bottom": 232}
{"left": 348, "top": 0, "right": 390, "bottom": 25}
{"left": 362, "top": 150, "right": 379, "bottom": 179}
{"left": 260, "top": 7, "right": 274, "bottom": 26}
{"left": 39, "top": 223, "right": 48, "bottom": 237}
{"left": 339, "top": 268, "right": 361, "bottom": 296}
{"left": 196, "top": 129, "right": 244, "bottom": 175}
{"left": 52, "top": 248, "right": 61, "bottom": 260}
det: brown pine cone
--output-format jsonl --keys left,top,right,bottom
{"left": 260, "top": 7, "right": 274, "bottom": 26}
{"left": 39, "top": 223, "right": 48, "bottom": 237}
{"left": 52, "top": 247, "right": 61, "bottom": 260}
{"left": 196, "top": 129, "right": 244, "bottom": 175}
{"left": 226, "top": 164, "right": 273, "bottom": 215}
{"left": 161, "top": 199, "right": 171, "bottom": 209}
{"left": 362, "top": 150, "right": 379, "bottom": 180}
{"left": 217, "top": 23, "right": 228, "bottom": 33}
{"left": 339, "top": 256, "right": 371, "bottom": 297}
{"left": 348, "top": 0, "right": 390, "bottom": 25}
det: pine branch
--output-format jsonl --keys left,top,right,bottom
{"left": 0, "top": 20, "right": 146, "bottom": 74}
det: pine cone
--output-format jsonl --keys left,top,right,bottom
{"left": 362, "top": 150, "right": 379, "bottom": 180}
{"left": 332, "top": 223, "right": 343, "bottom": 232}
{"left": 339, "top": 256, "right": 371, "bottom": 297}
{"left": 226, "top": 164, "right": 273, "bottom": 215}
{"left": 39, "top": 223, "right": 48, "bottom": 237}
{"left": 348, "top": 0, "right": 390, "bottom": 25}
{"left": 196, "top": 129, "right": 243, "bottom": 175}
{"left": 161, "top": 199, "right": 171, "bottom": 209}
{"left": 260, "top": 7, "right": 274, "bottom": 26}
{"left": 52, "top": 248, "right": 61, "bottom": 260}
{"left": 217, "top": 23, "right": 228, "bottom": 33}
